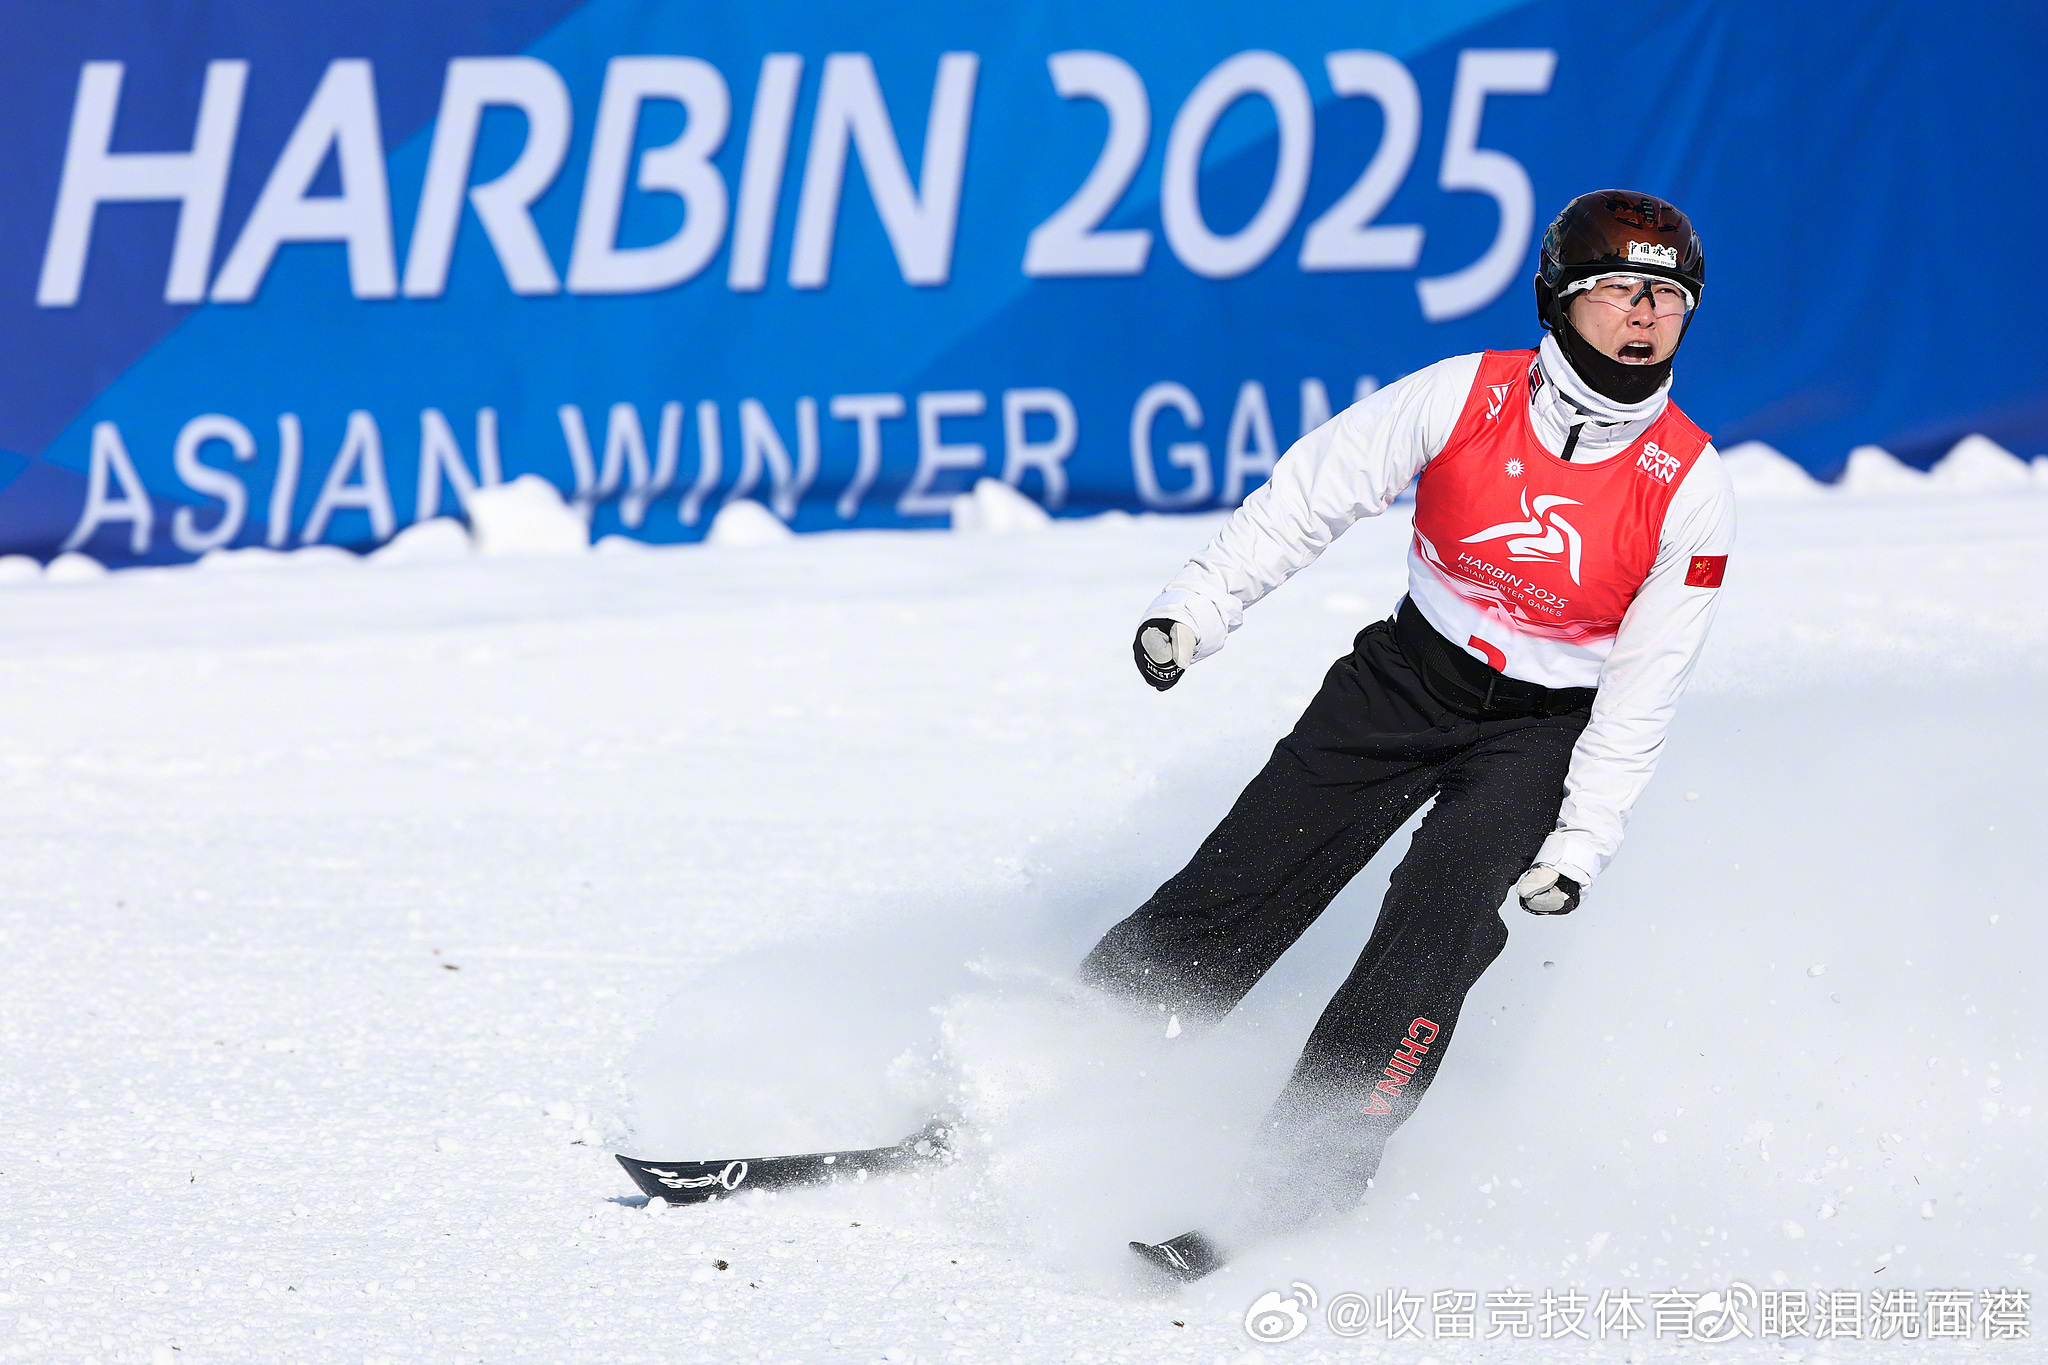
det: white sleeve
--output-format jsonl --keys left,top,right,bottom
{"left": 1144, "top": 354, "right": 1482, "bottom": 659}
{"left": 1535, "top": 446, "right": 1737, "bottom": 886}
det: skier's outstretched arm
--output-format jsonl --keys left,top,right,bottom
{"left": 1139, "top": 356, "right": 1481, "bottom": 678}
{"left": 1528, "top": 449, "right": 1737, "bottom": 898}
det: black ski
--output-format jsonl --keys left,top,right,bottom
{"left": 616, "top": 1117, "right": 956, "bottom": 1206}
{"left": 1130, "top": 1229, "right": 1225, "bottom": 1283}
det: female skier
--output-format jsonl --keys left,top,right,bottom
{"left": 1086, "top": 190, "right": 1736, "bottom": 1281}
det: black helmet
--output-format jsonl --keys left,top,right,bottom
{"left": 1534, "top": 190, "right": 1705, "bottom": 403}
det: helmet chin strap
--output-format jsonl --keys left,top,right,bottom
{"left": 1554, "top": 315, "right": 1674, "bottom": 405}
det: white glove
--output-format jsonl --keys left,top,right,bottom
{"left": 1515, "top": 864, "right": 1582, "bottom": 915}
{"left": 1134, "top": 618, "right": 1197, "bottom": 691}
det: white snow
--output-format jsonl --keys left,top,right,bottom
{"left": 950, "top": 477, "right": 1055, "bottom": 532}
{"left": 1725, "top": 434, "right": 2042, "bottom": 498}
{"left": 1841, "top": 443, "right": 1930, "bottom": 494}
{"left": 367, "top": 516, "right": 472, "bottom": 565}
{"left": 1930, "top": 434, "right": 2032, "bottom": 489}
{"left": 196, "top": 544, "right": 293, "bottom": 572}
{"left": 704, "top": 498, "right": 795, "bottom": 546}
{"left": 197, "top": 544, "right": 354, "bottom": 573}
{"left": 0, "top": 553, "right": 42, "bottom": 585}
{"left": 42, "top": 550, "right": 107, "bottom": 582}
{"left": 466, "top": 474, "right": 589, "bottom": 556}
{"left": 0, "top": 491, "right": 2041, "bottom": 1363}
{"left": 1718, "top": 441, "right": 1823, "bottom": 499}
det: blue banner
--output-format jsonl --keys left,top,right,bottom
{"left": 1, "top": 0, "right": 2042, "bottom": 564}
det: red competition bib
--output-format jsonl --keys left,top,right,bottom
{"left": 1408, "top": 350, "right": 1711, "bottom": 668}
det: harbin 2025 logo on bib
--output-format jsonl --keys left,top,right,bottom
{"left": 1459, "top": 490, "right": 1584, "bottom": 585}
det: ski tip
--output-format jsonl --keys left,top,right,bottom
{"left": 614, "top": 1153, "right": 664, "bottom": 1202}
{"left": 616, "top": 1153, "right": 711, "bottom": 1206}
{"left": 1129, "top": 1230, "right": 1224, "bottom": 1284}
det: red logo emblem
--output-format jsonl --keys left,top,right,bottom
{"left": 1684, "top": 554, "right": 1727, "bottom": 587}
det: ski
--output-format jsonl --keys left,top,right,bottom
{"left": 1129, "top": 1229, "right": 1224, "bottom": 1283}
{"left": 615, "top": 1117, "right": 956, "bottom": 1207}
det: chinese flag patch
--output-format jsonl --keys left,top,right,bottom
{"left": 1684, "top": 553, "right": 1728, "bottom": 587}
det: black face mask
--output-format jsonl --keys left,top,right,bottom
{"left": 1554, "top": 314, "right": 1673, "bottom": 405}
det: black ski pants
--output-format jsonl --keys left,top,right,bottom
{"left": 1079, "top": 606, "right": 1591, "bottom": 1218}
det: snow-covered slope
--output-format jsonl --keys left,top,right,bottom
{"left": 0, "top": 490, "right": 2041, "bottom": 1363}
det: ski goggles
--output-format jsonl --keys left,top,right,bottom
{"left": 1561, "top": 272, "right": 1696, "bottom": 319}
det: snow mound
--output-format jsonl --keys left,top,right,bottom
{"left": 1930, "top": 433, "right": 2031, "bottom": 489}
{"left": 594, "top": 533, "right": 652, "bottom": 555}
{"left": 368, "top": 516, "right": 472, "bottom": 565}
{"left": 950, "top": 477, "right": 1053, "bottom": 533}
{"left": 1718, "top": 442, "right": 1823, "bottom": 499}
{"left": 197, "top": 544, "right": 355, "bottom": 572}
{"left": 43, "top": 551, "right": 106, "bottom": 583}
{"left": 0, "top": 554, "right": 43, "bottom": 585}
{"left": 705, "top": 499, "right": 794, "bottom": 546}
{"left": 468, "top": 475, "right": 588, "bottom": 556}
{"left": 2036, "top": 455, "right": 2048, "bottom": 486}
{"left": 196, "top": 546, "right": 287, "bottom": 572}
{"left": 1840, "top": 444, "right": 1929, "bottom": 493}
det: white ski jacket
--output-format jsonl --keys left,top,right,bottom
{"left": 1145, "top": 335, "right": 1735, "bottom": 887}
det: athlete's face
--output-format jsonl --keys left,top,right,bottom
{"left": 1567, "top": 277, "right": 1687, "bottom": 365}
